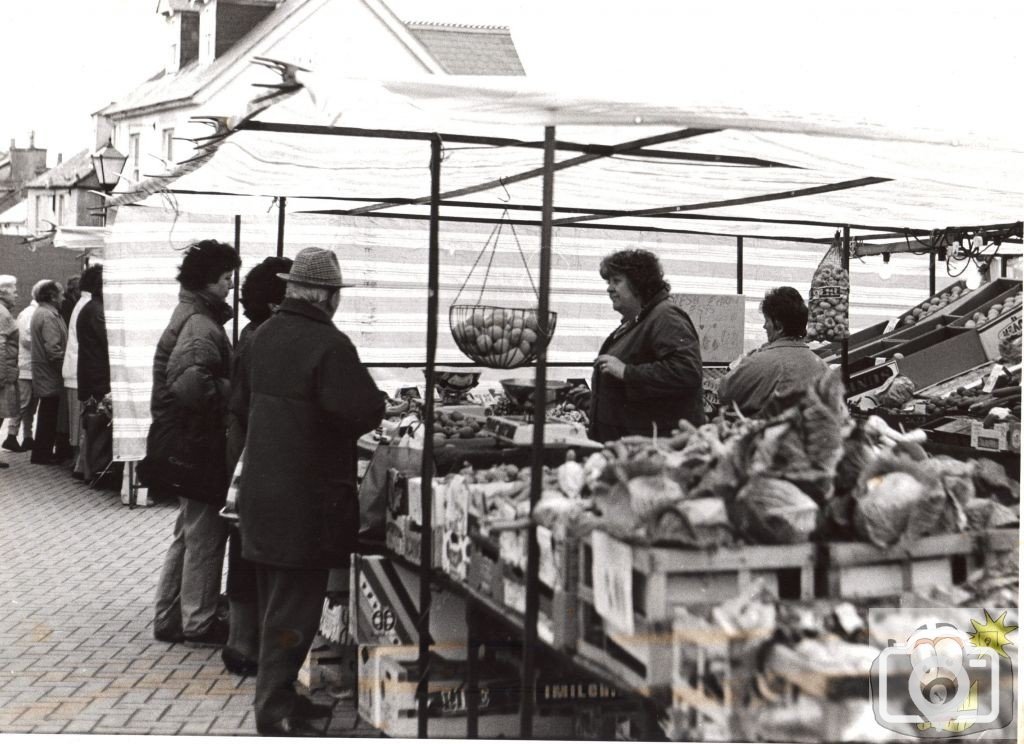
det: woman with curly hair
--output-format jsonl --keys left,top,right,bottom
{"left": 221, "top": 256, "right": 292, "bottom": 676}
{"left": 590, "top": 248, "right": 704, "bottom": 442}
{"left": 149, "top": 239, "right": 240, "bottom": 647}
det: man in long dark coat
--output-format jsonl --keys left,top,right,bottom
{"left": 237, "top": 247, "right": 385, "bottom": 736}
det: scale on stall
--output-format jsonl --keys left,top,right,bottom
{"left": 484, "top": 379, "right": 596, "bottom": 447}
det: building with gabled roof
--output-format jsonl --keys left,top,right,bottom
{"left": 24, "top": 149, "right": 107, "bottom": 235}
{"left": 95, "top": 0, "right": 525, "bottom": 191}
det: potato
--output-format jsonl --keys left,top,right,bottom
{"left": 493, "top": 337, "right": 510, "bottom": 355}
{"left": 489, "top": 324, "right": 505, "bottom": 342}
{"left": 476, "top": 334, "right": 493, "bottom": 353}
{"left": 965, "top": 320, "right": 977, "bottom": 328}
{"left": 519, "top": 339, "right": 534, "bottom": 357}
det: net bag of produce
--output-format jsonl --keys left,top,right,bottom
{"left": 805, "top": 232, "right": 850, "bottom": 343}
{"left": 731, "top": 477, "right": 819, "bottom": 545}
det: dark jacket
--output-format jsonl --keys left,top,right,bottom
{"left": 225, "top": 321, "right": 259, "bottom": 475}
{"left": 30, "top": 302, "right": 67, "bottom": 398}
{"left": 589, "top": 289, "right": 704, "bottom": 442}
{"left": 76, "top": 297, "right": 111, "bottom": 401}
{"left": 238, "top": 298, "right": 385, "bottom": 569}
{"left": 147, "top": 289, "right": 233, "bottom": 503}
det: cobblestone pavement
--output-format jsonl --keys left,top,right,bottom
{"left": 0, "top": 450, "right": 378, "bottom": 737}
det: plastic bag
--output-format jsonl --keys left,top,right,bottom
{"left": 805, "top": 232, "right": 850, "bottom": 343}
{"left": 730, "top": 477, "right": 819, "bottom": 545}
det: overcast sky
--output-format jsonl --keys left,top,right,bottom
{"left": 0, "top": 1, "right": 1020, "bottom": 166}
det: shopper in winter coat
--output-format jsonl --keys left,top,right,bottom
{"left": 589, "top": 249, "right": 704, "bottom": 442}
{"left": 220, "top": 256, "right": 291, "bottom": 678}
{"left": 150, "top": 239, "right": 240, "bottom": 647}
{"left": 237, "top": 247, "right": 385, "bottom": 736}
{"left": 719, "top": 286, "right": 831, "bottom": 417}
{"left": 76, "top": 266, "right": 110, "bottom": 403}
{"left": 62, "top": 269, "right": 93, "bottom": 477}
{"left": 30, "top": 281, "right": 68, "bottom": 464}
{"left": 0, "top": 275, "right": 20, "bottom": 468}
{"left": 4, "top": 280, "right": 46, "bottom": 453}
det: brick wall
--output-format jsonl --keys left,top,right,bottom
{"left": 0, "top": 235, "right": 85, "bottom": 315}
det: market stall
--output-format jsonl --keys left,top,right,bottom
{"left": 100, "top": 64, "right": 1022, "bottom": 741}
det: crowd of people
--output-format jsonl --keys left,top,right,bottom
{"left": 140, "top": 241, "right": 386, "bottom": 737}
{"left": 1, "top": 244, "right": 831, "bottom": 738}
{"left": 0, "top": 267, "right": 111, "bottom": 473}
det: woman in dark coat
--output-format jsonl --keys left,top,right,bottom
{"left": 30, "top": 281, "right": 68, "bottom": 464}
{"left": 149, "top": 239, "right": 240, "bottom": 646}
{"left": 221, "top": 256, "right": 292, "bottom": 676}
{"left": 589, "top": 249, "right": 704, "bottom": 442}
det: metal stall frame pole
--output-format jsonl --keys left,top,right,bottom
{"left": 276, "top": 196, "right": 286, "bottom": 258}
{"left": 521, "top": 125, "right": 556, "bottom": 739}
{"left": 416, "top": 135, "right": 443, "bottom": 739}
{"left": 736, "top": 236, "right": 744, "bottom": 294}
{"left": 233, "top": 215, "right": 241, "bottom": 345}
{"left": 1001, "top": 256, "right": 1008, "bottom": 278}
{"left": 841, "top": 226, "right": 851, "bottom": 387}
{"left": 929, "top": 250, "right": 937, "bottom": 297}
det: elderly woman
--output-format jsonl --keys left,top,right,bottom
{"left": 149, "top": 239, "right": 240, "bottom": 647}
{"left": 30, "top": 280, "right": 68, "bottom": 465}
{"left": 589, "top": 249, "right": 704, "bottom": 442}
{"left": 718, "top": 286, "right": 831, "bottom": 417}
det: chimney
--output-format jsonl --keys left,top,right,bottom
{"left": 29, "top": 131, "right": 35, "bottom": 149}
{"left": 57, "top": 153, "right": 63, "bottom": 165}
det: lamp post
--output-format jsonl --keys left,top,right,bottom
{"left": 90, "top": 140, "right": 127, "bottom": 225}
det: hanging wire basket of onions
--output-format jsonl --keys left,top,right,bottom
{"left": 449, "top": 212, "right": 556, "bottom": 369}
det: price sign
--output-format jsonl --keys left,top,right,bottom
{"left": 591, "top": 531, "right": 634, "bottom": 636}
{"left": 984, "top": 365, "right": 1005, "bottom": 394}
{"left": 884, "top": 317, "right": 900, "bottom": 334}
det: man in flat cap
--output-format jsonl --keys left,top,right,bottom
{"left": 237, "top": 247, "right": 385, "bottom": 736}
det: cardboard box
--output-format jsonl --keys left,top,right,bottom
{"left": 971, "top": 420, "right": 1022, "bottom": 453}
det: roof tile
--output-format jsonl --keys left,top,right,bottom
{"left": 404, "top": 22, "right": 525, "bottom": 76}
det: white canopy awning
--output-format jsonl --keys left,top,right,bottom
{"left": 110, "top": 71, "right": 1022, "bottom": 245}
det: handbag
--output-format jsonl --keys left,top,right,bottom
{"left": 138, "top": 411, "right": 227, "bottom": 506}
{"left": 81, "top": 399, "right": 113, "bottom": 482}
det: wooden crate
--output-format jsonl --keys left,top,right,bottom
{"left": 372, "top": 651, "right": 575, "bottom": 739}
{"left": 977, "top": 527, "right": 1020, "bottom": 572}
{"left": 580, "top": 534, "right": 815, "bottom": 622}
{"left": 575, "top": 596, "right": 673, "bottom": 694}
{"left": 667, "top": 607, "right": 772, "bottom": 742}
{"left": 823, "top": 533, "right": 975, "bottom": 600}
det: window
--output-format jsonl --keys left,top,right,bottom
{"left": 128, "top": 133, "right": 141, "bottom": 183}
{"left": 162, "top": 128, "right": 175, "bottom": 164}
{"left": 56, "top": 194, "right": 66, "bottom": 226}
{"left": 35, "top": 195, "right": 46, "bottom": 231}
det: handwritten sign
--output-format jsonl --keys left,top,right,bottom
{"left": 591, "top": 531, "right": 635, "bottom": 636}
{"left": 668, "top": 293, "right": 746, "bottom": 364}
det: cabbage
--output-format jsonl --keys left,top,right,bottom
{"left": 731, "top": 477, "right": 819, "bottom": 545}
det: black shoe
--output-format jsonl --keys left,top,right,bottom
{"left": 184, "top": 619, "right": 230, "bottom": 647}
{"left": 20, "top": 438, "right": 34, "bottom": 452}
{"left": 72, "top": 471, "right": 85, "bottom": 481}
{"left": 256, "top": 716, "right": 325, "bottom": 737}
{"left": 154, "top": 627, "right": 185, "bottom": 644}
{"left": 1, "top": 436, "right": 20, "bottom": 452}
{"left": 30, "top": 455, "right": 59, "bottom": 465}
{"left": 294, "top": 696, "right": 334, "bottom": 721}
{"left": 222, "top": 646, "right": 258, "bottom": 677}
{"left": 0, "top": 461, "right": 8, "bottom": 469}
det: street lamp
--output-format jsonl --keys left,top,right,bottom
{"left": 91, "top": 140, "right": 127, "bottom": 193}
